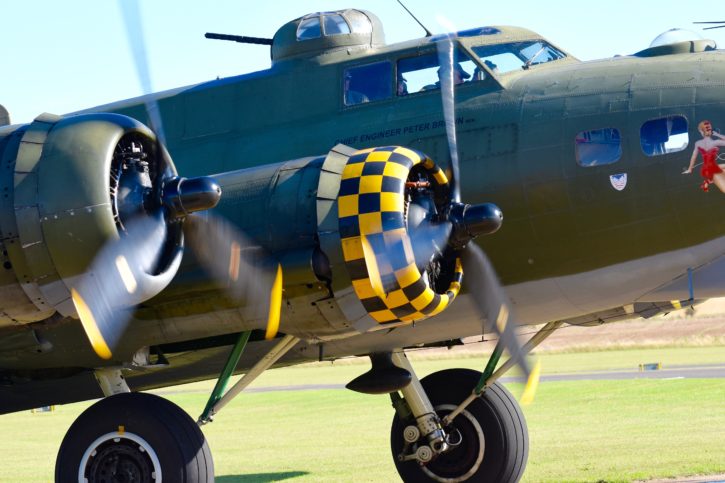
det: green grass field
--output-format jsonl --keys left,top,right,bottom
{"left": 1, "top": 346, "right": 724, "bottom": 482}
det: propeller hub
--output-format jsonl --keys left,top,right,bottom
{"left": 448, "top": 202, "right": 503, "bottom": 248}
{"left": 161, "top": 176, "right": 222, "bottom": 219}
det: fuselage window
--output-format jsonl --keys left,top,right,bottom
{"left": 323, "top": 14, "right": 351, "bottom": 36}
{"left": 397, "top": 49, "right": 481, "bottom": 95}
{"left": 471, "top": 40, "right": 566, "bottom": 73}
{"left": 347, "top": 14, "right": 373, "bottom": 34}
{"left": 297, "top": 16, "right": 322, "bottom": 40}
{"left": 640, "top": 115, "right": 689, "bottom": 156}
{"left": 575, "top": 128, "right": 622, "bottom": 167}
{"left": 343, "top": 61, "right": 392, "bottom": 106}
{"left": 297, "top": 13, "right": 351, "bottom": 40}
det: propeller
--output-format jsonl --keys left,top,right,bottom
{"left": 118, "top": 0, "right": 166, "bottom": 145}
{"left": 434, "top": 26, "right": 538, "bottom": 398}
{"left": 184, "top": 213, "right": 284, "bottom": 340}
{"left": 72, "top": 1, "right": 283, "bottom": 360}
{"left": 72, "top": 215, "right": 170, "bottom": 359}
{"left": 353, "top": 27, "right": 537, "bottom": 399}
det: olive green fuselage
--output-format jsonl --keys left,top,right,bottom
{"left": 109, "top": 43, "right": 725, "bottom": 290}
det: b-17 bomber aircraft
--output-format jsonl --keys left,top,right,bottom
{"left": 2, "top": 6, "right": 725, "bottom": 482}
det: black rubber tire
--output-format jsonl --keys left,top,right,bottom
{"left": 55, "top": 392, "right": 213, "bottom": 483}
{"left": 391, "top": 369, "right": 528, "bottom": 483}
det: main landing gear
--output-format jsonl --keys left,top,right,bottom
{"left": 55, "top": 392, "right": 213, "bottom": 482}
{"left": 390, "top": 368, "right": 527, "bottom": 482}
{"left": 55, "top": 334, "right": 301, "bottom": 482}
{"left": 352, "top": 322, "right": 561, "bottom": 482}
{"left": 55, "top": 322, "right": 558, "bottom": 482}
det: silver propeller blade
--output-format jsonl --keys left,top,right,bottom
{"left": 72, "top": 214, "right": 168, "bottom": 359}
{"left": 118, "top": 0, "right": 166, "bottom": 144}
{"left": 436, "top": 33, "right": 461, "bottom": 203}
{"left": 185, "top": 213, "right": 283, "bottom": 339}
{"left": 460, "top": 242, "right": 531, "bottom": 380}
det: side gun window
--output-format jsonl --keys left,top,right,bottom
{"left": 343, "top": 61, "right": 392, "bottom": 106}
{"left": 640, "top": 115, "right": 689, "bottom": 156}
{"left": 575, "top": 128, "right": 622, "bottom": 167}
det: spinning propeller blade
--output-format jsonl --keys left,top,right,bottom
{"left": 435, "top": 27, "right": 539, "bottom": 397}
{"left": 185, "top": 214, "right": 284, "bottom": 340}
{"left": 436, "top": 34, "right": 461, "bottom": 203}
{"left": 74, "top": 2, "right": 284, "bottom": 359}
{"left": 73, "top": 215, "right": 168, "bottom": 359}
{"left": 118, "top": 0, "right": 166, "bottom": 143}
{"left": 460, "top": 243, "right": 532, "bottom": 380}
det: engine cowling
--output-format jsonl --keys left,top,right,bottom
{"left": 317, "top": 144, "right": 463, "bottom": 333}
{"left": 0, "top": 113, "right": 182, "bottom": 326}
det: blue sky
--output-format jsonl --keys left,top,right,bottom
{"left": 2, "top": 0, "right": 723, "bottom": 124}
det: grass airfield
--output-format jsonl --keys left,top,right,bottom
{"left": 1, "top": 318, "right": 724, "bottom": 482}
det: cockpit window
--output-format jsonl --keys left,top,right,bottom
{"left": 397, "top": 48, "right": 486, "bottom": 95}
{"left": 575, "top": 128, "right": 622, "bottom": 167}
{"left": 344, "top": 61, "right": 392, "bottom": 106}
{"left": 297, "top": 12, "right": 351, "bottom": 40}
{"left": 471, "top": 40, "right": 566, "bottom": 73}
{"left": 640, "top": 115, "right": 689, "bottom": 156}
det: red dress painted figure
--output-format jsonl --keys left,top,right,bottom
{"left": 698, "top": 146, "right": 722, "bottom": 192}
{"left": 684, "top": 120, "right": 725, "bottom": 193}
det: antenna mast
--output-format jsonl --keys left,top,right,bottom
{"left": 396, "top": 0, "right": 433, "bottom": 37}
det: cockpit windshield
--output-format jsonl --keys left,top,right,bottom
{"left": 471, "top": 40, "right": 565, "bottom": 73}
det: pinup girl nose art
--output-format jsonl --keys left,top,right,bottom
{"left": 683, "top": 120, "right": 725, "bottom": 193}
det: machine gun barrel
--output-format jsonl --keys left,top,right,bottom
{"left": 205, "top": 32, "right": 273, "bottom": 45}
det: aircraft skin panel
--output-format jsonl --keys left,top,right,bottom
{"left": 509, "top": 234, "right": 725, "bottom": 320}
{"left": 637, "top": 250, "right": 725, "bottom": 302}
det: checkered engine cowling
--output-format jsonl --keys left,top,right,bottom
{"left": 337, "top": 146, "right": 463, "bottom": 325}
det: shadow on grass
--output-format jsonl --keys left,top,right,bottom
{"left": 216, "top": 471, "right": 308, "bottom": 482}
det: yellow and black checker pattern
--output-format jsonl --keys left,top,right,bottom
{"left": 338, "top": 146, "right": 463, "bottom": 324}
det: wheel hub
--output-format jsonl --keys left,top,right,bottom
{"left": 80, "top": 432, "right": 162, "bottom": 483}
{"left": 422, "top": 405, "right": 485, "bottom": 483}
{"left": 88, "top": 440, "right": 153, "bottom": 482}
